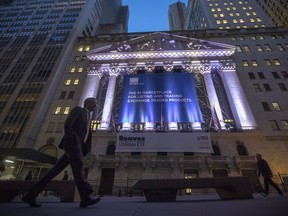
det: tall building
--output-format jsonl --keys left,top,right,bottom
{"left": 0, "top": 0, "right": 128, "bottom": 173}
{"left": 186, "top": 0, "right": 275, "bottom": 30}
{"left": 168, "top": 1, "right": 187, "bottom": 30}
{"left": 255, "top": 0, "right": 288, "bottom": 28}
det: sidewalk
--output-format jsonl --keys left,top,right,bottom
{"left": 0, "top": 193, "right": 287, "bottom": 216}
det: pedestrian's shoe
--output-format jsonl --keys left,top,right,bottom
{"left": 260, "top": 192, "right": 268, "bottom": 197}
{"left": 22, "top": 193, "right": 41, "bottom": 207}
{"left": 79, "top": 196, "right": 101, "bottom": 208}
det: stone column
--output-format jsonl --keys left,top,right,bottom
{"left": 100, "top": 67, "right": 119, "bottom": 130}
{"left": 221, "top": 67, "right": 257, "bottom": 130}
{"left": 79, "top": 69, "right": 102, "bottom": 106}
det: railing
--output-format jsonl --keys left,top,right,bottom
{"left": 150, "top": 156, "right": 175, "bottom": 169}
{"left": 178, "top": 156, "right": 202, "bottom": 169}
{"left": 206, "top": 156, "right": 232, "bottom": 170}
{"left": 123, "top": 155, "right": 147, "bottom": 168}
{"left": 234, "top": 156, "right": 257, "bottom": 170}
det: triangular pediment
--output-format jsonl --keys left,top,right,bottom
{"left": 88, "top": 32, "right": 236, "bottom": 61}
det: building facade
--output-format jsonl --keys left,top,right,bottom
{"left": 186, "top": 0, "right": 275, "bottom": 30}
{"left": 16, "top": 27, "right": 287, "bottom": 195}
{"left": 255, "top": 0, "right": 288, "bottom": 28}
{"left": 0, "top": 0, "right": 128, "bottom": 179}
{"left": 168, "top": 1, "right": 187, "bottom": 31}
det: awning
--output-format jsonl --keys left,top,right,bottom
{"left": 0, "top": 148, "right": 57, "bottom": 165}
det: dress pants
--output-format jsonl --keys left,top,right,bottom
{"left": 29, "top": 143, "right": 93, "bottom": 201}
{"left": 263, "top": 176, "right": 283, "bottom": 195}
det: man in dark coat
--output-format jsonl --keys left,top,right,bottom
{"left": 22, "top": 98, "right": 100, "bottom": 208}
{"left": 256, "top": 153, "right": 283, "bottom": 197}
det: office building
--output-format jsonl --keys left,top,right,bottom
{"left": 168, "top": 1, "right": 187, "bottom": 30}
{"left": 186, "top": 0, "right": 275, "bottom": 30}
{"left": 0, "top": 0, "right": 128, "bottom": 179}
{"left": 255, "top": 0, "right": 288, "bottom": 28}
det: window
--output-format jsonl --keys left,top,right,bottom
{"left": 263, "top": 84, "right": 272, "bottom": 91}
{"left": 251, "top": 60, "right": 258, "bottom": 66}
{"left": 211, "top": 143, "right": 221, "bottom": 156}
{"left": 281, "top": 120, "right": 288, "bottom": 130}
{"left": 70, "top": 67, "right": 76, "bottom": 73}
{"left": 264, "top": 44, "right": 271, "bottom": 51}
{"left": 74, "top": 56, "right": 80, "bottom": 62}
{"left": 261, "top": 102, "right": 271, "bottom": 111}
{"left": 250, "top": 36, "right": 256, "bottom": 40}
{"left": 65, "top": 79, "right": 71, "bottom": 85}
{"left": 84, "top": 46, "right": 90, "bottom": 51}
{"left": 73, "top": 79, "right": 79, "bottom": 85}
{"left": 270, "top": 120, "right": 280, "bottom": 131}
{"left": 78, "top": 67, "right": 83, "bottom": 73}
{"left": 248, "top": 72, "right": 256, "bottom": 79}
{"left": 244, "top": 45, "right": 250, "bottom": 52}
{"left": 277, "top": 44, "right": 285, "bottom": 51}
{"left": 272, "top": 72, "right": 280, "bottom": 79}
{"left": 265, "top": 59, "right": 272, "bottom": 66}
{"left": 77, "top": 46, "right": 83, "bottom": 51}
{"left": 278, "top": 83, "right": 287, "bottom": 91}
{"left": 236, "top": 142, "right": 248, "bottom": 156}
{"left": 68, "top": 91, "right": 75, "bottom": 99}
{"left": 256, "top": 45, "right": 263, "bottom": 52}
{"left": 236, "top": 46, "right": 242, "bottom": 52}
{"left": 54, "top": 106, "right": 61, "bottom": 114}
{"left": 281, "top": 71, "right": 288, "bottom": 79}
{"left": 272, "top": 102, "right": 281, "bottom": 111}
{"left": 273, "top": 59, "right": 281, "bottom": 66}
{"left": 64, "top": 106, "right": 70, "bottom": 114}
{"left": 253, "top": 84, "right": 262, "bottom": 92}
{"left": 257, "top": 72, "right": 265, "bottom": 79}
{"left": 59, "top": 91, "right": 66, "bottom": 99}
{"left": 242, "top": 60, "right": 249, "bottom": 66}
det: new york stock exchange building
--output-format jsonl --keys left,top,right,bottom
{"left": 36, "top": 28, "right": 288, "bottom": 195}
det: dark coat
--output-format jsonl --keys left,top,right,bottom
{"left": 257, "top": 159, "right": 272, "bottom": 178}
{"left": 58, "top": 106, "right": 92, "bottom": 157}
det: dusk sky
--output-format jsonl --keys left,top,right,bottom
{"left": 122, "top": 0, "right": 188, "bottom": 33}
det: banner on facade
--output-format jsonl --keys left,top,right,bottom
{"left": 116, "top": 132, "right": 213, "bottom": 153}
{"left": 118, "top": 73, "right": 203, "bottom": 123}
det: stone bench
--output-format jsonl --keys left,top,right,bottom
{"left": 0, "top": 180, "right": 76, "bottom": 202}
{"left": 132, "top": 177, "right": 253, "bottom": 202}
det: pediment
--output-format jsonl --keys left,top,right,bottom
{"left": 88, "top": 32, "right": 236, "bottom": 61}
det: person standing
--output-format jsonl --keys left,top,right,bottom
{"left": 22, "top": 98, "right": 100, "bottom": 208}
{"left": 62, "top": 170, "right": 69, "bottom": 180}
{"left": 256, "top": 153, "right": 283, "bottom": 197}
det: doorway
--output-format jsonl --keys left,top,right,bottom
{"left": 99, "top": 168, "right": 115, "bottom": 195}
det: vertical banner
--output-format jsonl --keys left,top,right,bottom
{"left": 118, "top": 73, "right": 203, "bottom": 123}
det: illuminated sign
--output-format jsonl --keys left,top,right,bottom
{"left": 118, "top": 73, "right": 203, "bottom": 123}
